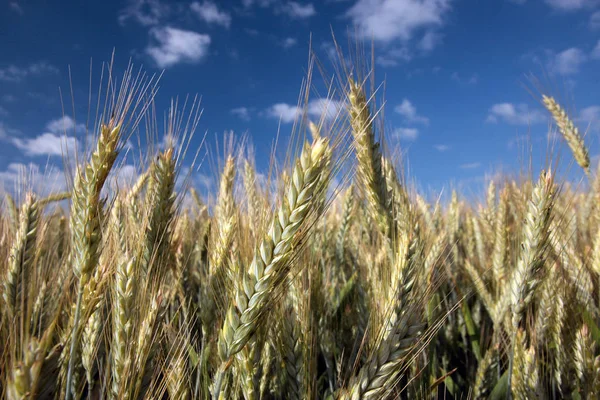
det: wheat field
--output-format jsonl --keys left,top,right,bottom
{"left": 1, "top": 50, "right": 599, "bottom": 400}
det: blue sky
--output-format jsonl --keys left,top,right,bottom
{"left": 1, "top": 0, "right": 600, "bottom": 198}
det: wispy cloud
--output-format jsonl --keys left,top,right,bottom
{"left": 231, "top": 107, "right": 251, "bottom": 121}
{"left": 118, "top": 0, "right": 170, "bottom": 26}
{"left": 394, "top": 99, "right": 429, "bottom": 125}
{"left": 392, "top": 127, "right": 419, "bottom": 141}
{"left": 190, "top": 1, "right": 232, "bottom": 28}
{"left": 0, "top": 62, "right": 59, "bottom": 82}
{"left": 376, "top": 47, "right": 412, "bottom": 67}
{"left": 281, "top": 2, "right": 316, "bottom": 18}
{"left": 146, "top": 27, "right": 211, "bottom": 68}
{"left": 486, "top": 103, "right": 545, "bottom": 125}
{"left": 460, "top": 162, "right": 481, "bottom": 169}
{"left": 592, "top": 40, "right": 600, "bottom": 59}
{"left": 418, "top": 31, "right": 442, "bottom": 51}
{"left": 264, "top": 98, "right": 344, "bottom": 123}
{"left": 549, "top": 47, "right": 587, "bottom": 75}
{"left": 281, "top": 37, "right": 298, "bottom": 48}
{"left": 434, "top": 144, "right": 450, "bottom": 152}
{"left": 544, "top": 0, "right": 597, "bottom": 11}
{"left": 591, "top": 11, "right": 600, "bottom": 29}
{"left": 578, "top": 105, "right": 600, "bottom": 131}
{"left": 9, "top": 2, "right": 23, "bottom": 14}
{"left": 452, "top": 72, "right": 479, "bottom": 85}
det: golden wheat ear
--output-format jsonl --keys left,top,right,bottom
{"left": 543, "top": 95, "right": 590, "bottom": 175}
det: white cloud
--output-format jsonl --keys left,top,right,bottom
{"left": 592, "top": 40, "right": 600, "bottom": 59}
{"left": 46, "top": 116, "right": 86, "bottom": 134}
{"left": 190, "top": 1, "right": 232, "bottom": 28}
{"left": 321, "top": 41, "right": 338, "bottom": 60}
{"left": 9, "top": 2, "right": 23, "bottom": 14}
{"left": 0, "top": 62, "right": 58, "bottom": 82}
{"left": 242, "top": 0, "right": 276, "bottom": 7}
{"left": 434, "top": 144, "right": 450, "bottom": 152}
{"left": 549, "top": 47, "right": 587, "bottom": 75}
{"left": 544, "top": 0, "right": 597, "bottom": 11}
{"left": 0, "top": 122, "right": 8, "bottom": 139}
{"left": 460, "top": 162, "right": 481, "bottom": 169}
{"left": 392, "top": 127, "right": 419, "bottom": 141}
{"left": 118, "top": 0, "right": 170, "bottom": 26}
{"left": 12, "top": 133, "right": 78, "bottom": 157}
{"left": 146, "top": 27, "right": 211, "bottom": 68}
{"left": 2, "top": 94, "right": 17, "bottom": 103}
{"left": 346, "top": 0, "right": 451, "bottom": 43}
{"left": 578, "top": 105, "right": 600, "bottom": 131}
{"left": 266, "top": 103, "right": 299, "bottom": 123}
{"left": 306, "top": 99, "right": 345, "bottom": 121}
{"left": 376, "top": 47, "right": 412, "bottom": 66}
{"left": 0, "top": 163, "right": 67, "bottom": 195}
{"left": 394, "top": 99, "right": 429, "bottom": 125}
{"left": 265, "top": 98, "right": 345, "bottom": 123}
{"left": 591, "top": 11, "right": 600, "bottom": 29}
{"left": 486, "top": 103, "right": 546, "bottom": 125}
{"left": 281, "top": 2, "right": 316, "bottom": 18}
{"left": 419, "top": 31, "right": 442, "bottom": 51}
{"left": 114, "top": 164, "right": 140, "bottom": 188}
{"left": 282, "top": 37, "right": 298, "bottom": 48}
{"left": 231, "top": 107, "right": 251, "bottom": 121}
{"left": 0, "top": 122, "right": 21, "bottom": 140}
{"left": 452, "top": 71, "right": 479, "bottom": 84}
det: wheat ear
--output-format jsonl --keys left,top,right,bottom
{"left": 213, "top": 136, "right": 330, "bottom": 398}
{"left": 348, "top": 78, "right": 391, "bottom": 239}
{"left": 543, "top": 95, "right": 590, "bottom": 175}
{"left": 64, "top": 123, "right": 122, "bottom": 400}
{"left": 3, "top": 193, "right": 39, "bottom": 319}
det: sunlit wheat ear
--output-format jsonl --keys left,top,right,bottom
{"left": 210, "top": 155, "right": 237, "bottom": 277}
{"left": 3, "top": 192, "right": 39, "bottom": 318}
{"left": 347, "top": 78, "right": 391, "bottom": 239}
{"left": 64, "top": 123, "right": 122, "bottom": 400}
{"left": 491, "top": 189, "right": 508, "bottom": 295}
{"left": 509, "top": 170, "right": 556, "bottom": 331}
{"left": 341, "top": 227, "right": 425, "bottom": 400}
{"left": 212, "top": 136, "right": 330, "bottom": 398}
{"left": 243, "top": 159, "right": 261, "bottom": 235}
{"left": 143, "top": 146, "right": 176, "bottom": 279}
{"left": 543, "top": 95, "right": 590, "bottom": 175}
{"left": 130, "top": 292, "right": 162, "bottom": 400}
{"left": 110, "top": 199, "right": 138, "bottom": 400}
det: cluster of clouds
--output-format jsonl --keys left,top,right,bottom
{"left": 0, "top": 116, "right": 84, "bottom": 159}
{"left": 117, "top": 0, "right": 317, "bottom": 69}
{"left": 4, "top": 0, "right": 600, "bottom": 186}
